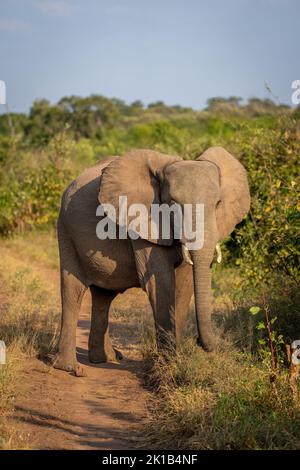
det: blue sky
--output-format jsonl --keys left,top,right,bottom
{"left": 0, "top": 0, "right": 299, "bottom": 112}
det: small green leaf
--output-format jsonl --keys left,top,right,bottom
{"left": 249, "top": 306, "right": 261, "bottom": 315}
{"left": 258, "top": 339, "right": 266, "bottom": 345}
{"left": 256, "top": 322, "right": 265, "bottom": 330}
{"left": 270, "top": 316, "right": 277, "bottom": 325}
{"left": 270, "top": 332, "right": 276, "bottom": 341}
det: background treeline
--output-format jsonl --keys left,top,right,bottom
{"left": 0, "top": 94, "right": 299, "bottom": 287}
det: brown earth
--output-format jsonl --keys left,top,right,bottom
{"left": 11, "top": 290, "right": 152, "bottom": 450}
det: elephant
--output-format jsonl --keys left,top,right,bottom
{"left": 53, "top": 147, "right": 250, "bottom": 374}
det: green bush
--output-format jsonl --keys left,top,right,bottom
{"left": 231, "top": 116, "right": 300, "bottom": 285}
{"left": 0, "top": 130, "right": 74, "bottom": 235}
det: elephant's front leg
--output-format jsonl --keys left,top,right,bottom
{"left": 54, "top": 220, "right": 88, "bottom": 374}
{"left": 152, "top": 271, "right": 176, "bottom": 352}
{"left": 175, "top": 262, "right": 193, "bottom": 343}
{"left": 88, "top": 286, "right": 121, "bottom": 363}
{"left": 132, "top": 240, "right": 176, "bottom": 352}
{"left": 54, "top": 268, "right": 87, "bottom": 373}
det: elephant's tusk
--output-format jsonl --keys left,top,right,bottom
{"left": 182, "top": 244, "right": 193, "bottom": 265}
{"left": 216, "top": 243, "right": 222, "bottom": 263}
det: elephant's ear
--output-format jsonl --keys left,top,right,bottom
{"left": 197, "top": 146, "right": 250, "bottom": 239}
{"left": 99, "top": 149, "right": 181, "bottom": 245}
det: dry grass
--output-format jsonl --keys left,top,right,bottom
{"left": 142, "top": 341, "right": 300, "bottom": 449}
{"left": 0, "top": 230, "right": 60, "bottom": 449}
{"left": 141, "top": 269, "right": 300, "bottom": 450}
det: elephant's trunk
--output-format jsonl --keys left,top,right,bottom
{"left": 190, "top": 248, "right": 214, "bottom": 352}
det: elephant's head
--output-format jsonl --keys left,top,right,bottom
{"left": 99, "top": 147, "right": 250, "bottom": 351}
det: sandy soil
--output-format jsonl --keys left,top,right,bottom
{"left": 11, "top": 291, "right": 151, "bottom": 450}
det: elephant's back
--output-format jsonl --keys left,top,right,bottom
{"left": 61, "top": 157, "right": 117, "bottom": 212}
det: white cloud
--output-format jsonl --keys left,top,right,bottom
{"left": 0, "top": 19, "right": 31, "bottom": 32}
{"left": 34, "top": 0, "right": 72, "bottom": 16}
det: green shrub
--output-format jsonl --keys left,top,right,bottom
{"left": 0, "top": 129, "right": 74, "bottom": 235}
{"left": 231, "top": 116, "right": 300, "bottom": 285}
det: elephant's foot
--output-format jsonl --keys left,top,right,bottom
{"left": 53, "top": 353, "right": 86, "bottom": 377}
{"left": 88, "top": 347, "right": 123, "bottom": 364}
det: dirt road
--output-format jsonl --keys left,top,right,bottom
{"left": 12, "top": 291, "right": 151, "bottom": 450}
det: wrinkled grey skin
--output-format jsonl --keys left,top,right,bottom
{"left": 54, "top": 147, "right": 250, "bottom": 374}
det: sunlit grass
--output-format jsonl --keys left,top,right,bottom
{"left": 141, "top": 269, "right": 300, "bottom": 450}
{"left": 0, "top": 231, "right": 60, "bottom": 449}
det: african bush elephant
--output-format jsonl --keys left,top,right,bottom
{"left": 54, "top": 147, "right": 250, "bottom": 374}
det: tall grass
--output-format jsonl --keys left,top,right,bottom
{"left": 0, "top": 232, "right": 60, "bottom": 449}
{"left": 142, "top": 270, "right": 300, "bottom": 450}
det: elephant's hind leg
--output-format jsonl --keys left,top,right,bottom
{"left": 88, "top": 286, "right": 120, "bottom": 363}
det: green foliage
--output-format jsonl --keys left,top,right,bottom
{"left": 232, "top": 116, "right": 300, "bottom": 285}
{"left": 249, "top": 306, "right": 261, "bottom": 315}
{"left": 248, "top": 305, "right": 285, "bottom": 368}
{"left": 0, "top": 129, "right": 74, "bottom": 235}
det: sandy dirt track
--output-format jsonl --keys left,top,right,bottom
{"left": 12, "top": 291, "right": 151, "bottom": 450}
